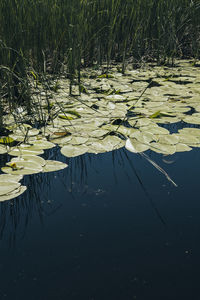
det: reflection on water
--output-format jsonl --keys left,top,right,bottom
{"left": 0, "top": 147, "right": 172, "bottom": 244}
{"left": 0, "top": 143, "right": 200, "bottom": 299}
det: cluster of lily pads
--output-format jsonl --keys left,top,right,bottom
{"left": 0, "top": 59, "right": 200, "bottom": 201}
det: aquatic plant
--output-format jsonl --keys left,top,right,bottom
{"left": 0, "top": 60, "right": 200, "bottom": 201}
{"left": 0, "top": 0, "right": 200, "bottom": 200}
{"left": 0, "top": 0, "right": 199, "bottom": 118}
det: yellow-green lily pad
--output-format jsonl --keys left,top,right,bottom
{"left": 129, "top": 131, "right": 155, "bottom": 144}
{"left": 61, "top": 144, "right": 88, "bottom": 157}
{"left": 42, "top": 160, "right": 68, "bottom": 173}
{"left": 0, "top": 145, "right": 8, "bottom": 154}
{"left": 8, "top": 148, "right": 44, "bottom": 156}
{"left": 0, "top": 174, "right": 23, "bottom": 182}
{"left": 0, "top": 136, "right": 14, "bottom": 145}
{"left": 150, "top": 142, "right": 176, "bottom": 155}
{"left": 158, "top": 134, "right": 179, "bottom": 145}
{"left": 0, "top": 185, "right": 27, "bottom": 202}
{"left": 31, "top": 140, "right": 56, "bottom": 150}
{"left": 178, "top": 128, "right": 200, "bottom": 137}
{"left": 0, "top": 181, "right": 20, "bottom": 196}
{"left": 183, "top": 115, "right": 200, "bottom": 125}
{"left": 176, "top": 143, "right": 192, "bottom": 152}
{"left": 125, "top": 138, "right": 150, "bottom": 153}
{"left": 10, "top": 155, "right": 46, "bottom": 167}
{"left": 2, "top": 161, "right": 43, "bottom": 175}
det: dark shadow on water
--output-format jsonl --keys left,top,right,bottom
{"left": 0, "top": 145, "right": 170, "bottom": 245}
{"left": 1, "top": 142, "right": 200, "bottom": 299}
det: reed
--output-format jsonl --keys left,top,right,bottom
{"left": 0, "top": 0, "right": 199, "bottom": 127}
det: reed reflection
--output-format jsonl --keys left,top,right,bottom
{"left": 0, "top": 146, "right": 173, "bottom": 245}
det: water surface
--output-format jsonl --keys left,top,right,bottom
{"left": 0, "top": 147, "right": 200, "bottom": 300}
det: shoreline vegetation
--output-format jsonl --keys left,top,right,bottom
{"left": 0, "top": 0, "right": 200, "bottom": 129}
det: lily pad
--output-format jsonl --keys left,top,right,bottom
{"left": 88, "top": 135, "right": 124, "bottom": 154}
{"left": 0, "top": 136, "right": 14, "bottom": 144}
{"left": 140, "top": 125, "right": 170, "bottom": 135}
{"left": 8, "top": 148, "right": 44, "bottom": 156}
{"left": 42, "top": 160, "right": 68, "bottom": 173}
{"left": 70, "top": 136, "right": 89, "bottom": 145}
{"left": 89, "top": 129, "right": 109, "bottom": 137}
{"left": 0, "top": 145, "right": 8, "bottom": 154}
{"left": 158, "top": 134, "right": 179, "bottom": 145}
{"left": 31, "top": 140, "right": 55, "bottom": 150}
{"left": 2, "top": 160, "right": 43, "bottom": 175}
{"left": 0, "top": 181, "right": 21, "bottom": 196}
{"left": 176, "top": 143, "right": 192, "bottom": 152}
{"left": 176, "top": 134, "right": 199, "bottom": 145}
{"left": 125, "top": 138, "right": 150, "bottom": 153}
{"left": 0, "top": 186, "right": 27, "bottom": 202}
{"left": 154, "top": 116, "right": 181, "bottom": 124}
{"left": 50, "top": 135, "right": 72, "bottom": 145}
{"left": 10, "top": 155, "right": 46, "bottom": 166}
{"left": 0, "top": 174, "right": 23, "bottom": 182}
{"left": 183, "top": 115, "right": 200, "bottom": 125}
{"left": 150, "top": 142, "right": 176, "bottom": 155}
{"left": 178, "top": 128, "right": 200, "bottom": 137}
{"left": 135, "top": 118, "right": 153, "bottom": 127}
{"left": 61, "top": 144, "right": 88, "bottom": 157}
{"left": 129, "top": 131, "right": 155, "bottom": 144}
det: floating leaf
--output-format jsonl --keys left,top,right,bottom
{"left": 150, "top": 142, "right": 176, "bottom": 155}
{"left": 178, "top": 128, "right": 200, "bottom": 137}
{"left": 183, "top": 115, "right": 200, "bottom": 125}
{"left": 135, "top": 118, "right": 153, "bottom": 127}
{"left": 50, "top": 135, "right": 72, "bottom": 145}
{"left": 26, "top": 128, "right": 40, "bottom": 136}
{"left": 176, "top": 143, "right": 192, "bottom": 152}
{"left": 31, "top": 140, "right": 55, "bottom": 150}
{"left": 0, "top": 136, "right": 14, "bottom": 145}
{"left": 70, "top": 136, "right": 88, "bottom": 145}
{"left": 58, "top": 114, "right": 74, "bottom": 120}
{"left": 9, "top": 162, "right": 23, "bottom": 170}
{"left": 154, "top": 116, "right": 180, "bottom": 124}
{"left": 88, "top": 135, "right": 124, "bottom": 154}
{"left": 140, "top": 126, "right": 169, "bottom": 135}
{"left": 125, "top": 138, "right": 149, "bottom": 153}
{"left": 149, "top": 111, "right": 161, "bottom": 118}
{"left": 0, "top": 181, "right": 20, "bottom": 196}
{"left": 98, "top": 74, "right": 114, "bottom": 78}
{"left": 129, "top": 131, "right": 155, "bottom": 144}
{"left": 0, "top": 145, "right": 8, "bottom": 154}
{"left": 58, "top": 111, "right": 81, "bottom": 120}
{"left": 0, "top": 174, "right": 23, "bottom": 183}
{"left": 0, "top": 186, "right": 27, "bottom": 202}
{"left": 52, "top": 131, "right": 71, "bottom": 137}
{"left": 2, "top": 161, "right": 43, "bottom": 175}
{"left": 158, "top": 134, "right": 179, "bottom": 145}
{"left": 106, "top": 94, "right": 125, "bottom": 101}
{"left": 8, "top": 148, "right": 44, "bottom": 156}
{"left": 61, "top": 144, "right": 88, "bottom": 157}
{"left": 89, "top": 129, "right": 109, "bottom": 138}
{"left": 176, "top": 134, "right": 199, "bottom": 145}
{"left": 10, "top": 155, "right": 46, "bottom": 167}
{"left": 65, "top": 110, "right": 81, "bottom": 118}
{"left": 42, "top": 160, "right": 68, "bottom": 173}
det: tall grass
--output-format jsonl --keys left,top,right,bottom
{"left": 0, "top": 0, "right": 200, "bottom": 128}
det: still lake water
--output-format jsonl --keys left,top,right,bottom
{"left": 0, "top": 144, "right": 200, "bottom": 300}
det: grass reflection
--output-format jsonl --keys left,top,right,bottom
{"left": 0, "top": 146, "right": 174, "bottom": 244}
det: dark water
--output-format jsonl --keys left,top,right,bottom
{"left": 0, "top": 146, "right": 200, "bottom": 300}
